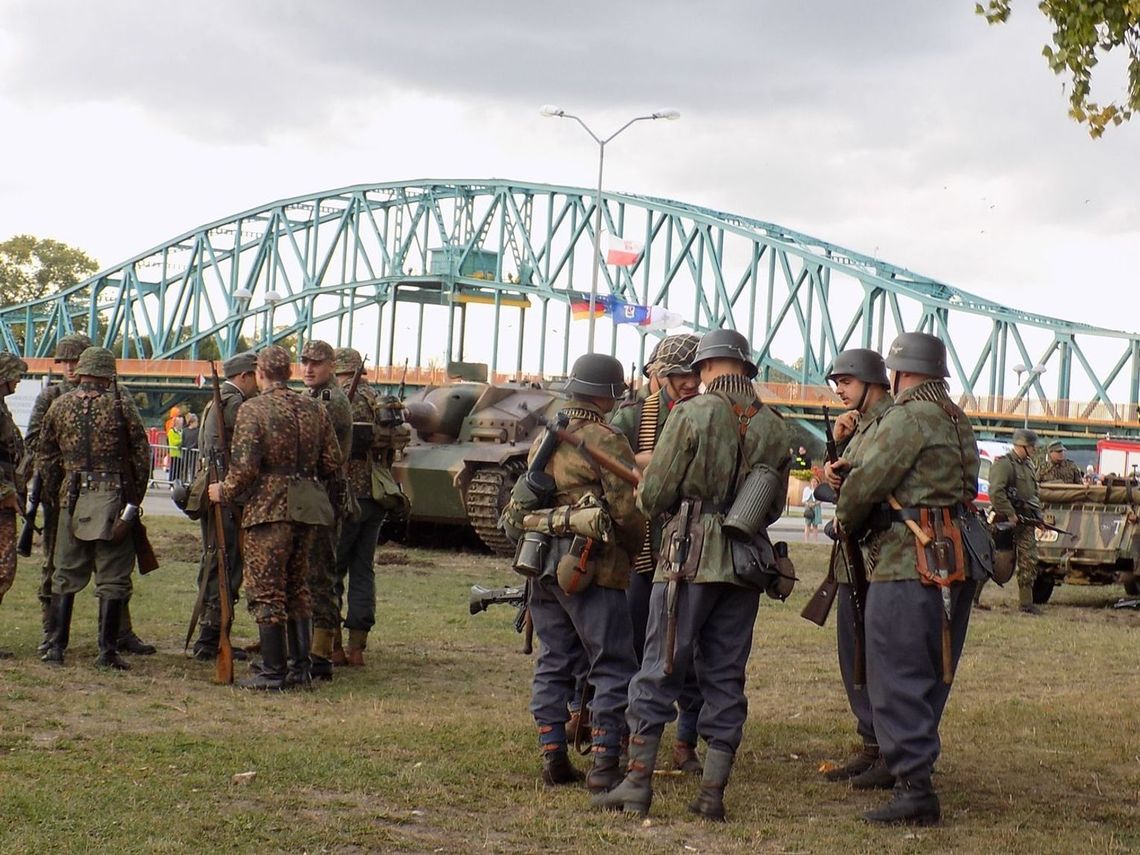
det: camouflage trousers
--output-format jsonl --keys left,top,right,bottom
{"left": 39, "top": 501, "right": 60, "bottom": 604}
{"left": 0, "top": 509, "right": 15, "bottom": 600}
{"left": 308, "top": 522, "right": 341, "bottom": 631}
{"left": 1014, "top": 524, "right": 1038, "bottom": 587}
{"left": 243, "top": 521, "right": 315, "bottom": 626}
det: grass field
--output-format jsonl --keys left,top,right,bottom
{"left": 1, "top": 516, "right": 1138, "bottom": 853}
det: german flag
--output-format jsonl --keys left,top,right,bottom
{"left": 571, "top": 300, "right": 607, "bottom": 320}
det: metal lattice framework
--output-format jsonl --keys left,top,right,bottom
{"left": 3, "top": 179, "right": 1138, "bottom": 425}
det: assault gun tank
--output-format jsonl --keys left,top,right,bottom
{"left": 1032, "top": 478, "right": 1140, "bottom": 603}
{"left": 392, "top": 362, "right": 565, "bottom": 554}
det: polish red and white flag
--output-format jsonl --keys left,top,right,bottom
{"left": 605, "top": 236, "right": 643, "bottom": 267}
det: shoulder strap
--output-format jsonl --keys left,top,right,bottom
{"left": 712, "top": 391, "right": 764, "bottom": 510}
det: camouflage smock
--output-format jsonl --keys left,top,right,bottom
{"left": 836, "top": 379, "right": 980, "bottom": 583}
{"left": 988, "top": 452, "right": 1038, "bottom": 521}
{"left": 218, "top": 384, "right": 343, "bottom": 527}
{"left": 308, "top": 379, "right": 353, "bottom": 466}
{"left": 637, "top": 374, "right": 791, "bottom": 586}
{"left": 526, "top": 401, "right": 644, "bottom": 589}
{"left": 344, "top": 383, "right": 410, "bottom": 501}
{"left": 35, "top": 381, "right": 151, "bottom": 503}
{"left": 0, "top": 397, "right": 25, "bottom": 504}
{"left": 830, "top": 394, "right": 893, "bottom": 584}
{"left": 1037, "top": 458, "right": 1082, "bottom": 485}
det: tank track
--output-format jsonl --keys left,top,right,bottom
{"left": 466, "top": 463, "right": 524, "bottom": 555}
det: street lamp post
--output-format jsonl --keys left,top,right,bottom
{"left": 1012, "top": 362, "right": 1047, "bottom": 428}
{"left": 263, "top": 291, "right": 282, "bottom": 347}
{"left": 540, "top": 105, "right": 680, "bottom": 353}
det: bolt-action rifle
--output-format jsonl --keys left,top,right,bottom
{"left": 535, "top": 417, "right": 641, "bottom": 486}
{"left": 112, "top": 381, "right": 159, "bottom": 575}
{"left": 664, "top": 499, "right": 693, "bottom": 675}
{"left": 208, "top": 360, "right": 234, "bottom": 684}
{"left": 346, "top": 355, "right": 367, "bottom": 403}
{"left": 16, "top": 472, "right": 42, "bottom": 557}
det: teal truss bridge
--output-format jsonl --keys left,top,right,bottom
{"left": 2, "top": 179, "right": 1137, "bottom": 436}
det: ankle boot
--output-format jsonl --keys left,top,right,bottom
{"left": 590, "top": 733, "right": 660, "bottom": 817}
{"left": 310, "top": 628, "right": 336, "bottom": 681}
{"left": 95, "top": 598, "right": 131, "bottom": 671}
{"left": 586, "top": 739, "right": 625, "bottom": 794}
{"left": 42, "top": 593, "right": 74, "bottom": 664}
{"left": 345, "top": 629, "right": 367, "bottom": 666}
{"left": 850, "top": 756, "right": 896, "bottom": 790}
{"left": 824, "top": 743, "right": 880, "bottom": 781}
{"left": 863, "top": 775, "right": 941, "bottom": 826}
{"left": 193, "top": 623, "right": 221, "bottom": 661}
{"left": 38, "top": 596, "right": 59, "bottom": 654}
{"left": 117, "top": 598, "right": 157, "bottom": 654}
{"left": 1018, "top": 582, "right": 1041, "bottom": 615}
{"left": 284, "top": 617, "right": 313, "bottom": 690}
{"left": 330, "top": 626, "right": 348, "bottom": 666}
{"left": 672, "top": 740, "right": 703, "bottom": 775}
{"left": 542, "top": 747, "right": 584, "bottom": 786}
{"left": 237, "top": 623, "right": 288, "bottom": 690}
{"left": 689, "top": 747, "right": 733, "bottom": 821}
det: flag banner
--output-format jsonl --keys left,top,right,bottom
{"left": 606, "top": 236, "right": 644, "bottom": 267}
{"left": 643, "top": 306, "right": 684, "bottom": 330}
{"left": 570, "top": 299, "right": 607, "bottom": 320}
{"left": 611, "top": 301, "right": 651, "bottom": 325}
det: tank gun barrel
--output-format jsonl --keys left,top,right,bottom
{"left": 404, "top": 401, "right": 440, "bottom": 433}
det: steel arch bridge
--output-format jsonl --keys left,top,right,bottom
{"left": 3, "top": 178, "right": 1138, "bottom": 434}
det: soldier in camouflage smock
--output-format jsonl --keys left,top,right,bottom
{"left": 208, "top": 346, "right": 343, "bottom": 690}
{"left": 835, "top": 332, "right": 980, "bottom": 826}
{"left": 332, "top": 347, "right": 410, "bottom": 666}
{"left": 987, "top": 429, "right": 1041, "bottom": 614}
{"left": 190, "top": 351, "right": 259, "bottom": 660}
{"left": 22, "top": 334, "right": 91, "bottom": 652}
{"left": 819, "top": 349, "right": 894, "bottom": 789}
{"left": 300, "top": 339, "right": 352, "bottom": 679}
{"left": 518, "top": 354, "right": 644, "bottom": 792}
{"left": 0, "top": 352, "right": 28, "bottom": 658}
{"left": 37, "top": 347, "right": 152, "bottom": 671}
{"left": 610, "top": 333, "right": 705, "bottom": 775}
{"left": 597, "top": 330, "right": 791, "bottom": 822}
{"left": 1037, "top": 440, "right": 1082, "bottom": 485}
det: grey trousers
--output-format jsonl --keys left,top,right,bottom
{"left": 836, "top": 583, "right": 876, "bottom": 746}
{"left": 528, "top": 576, "right": 638, "bottom": 755}
{"left": 865, "top": 578, "right": 976, "bottom": 781}
{"left": 627, "top": 581, "right": 760, "bottom": 755}
{"left": 334, "top": 497, "right": 384, "bottom": 632}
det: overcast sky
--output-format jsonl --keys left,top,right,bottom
{"left": 0, "top": 0, "right": 1136, "bottom": 380}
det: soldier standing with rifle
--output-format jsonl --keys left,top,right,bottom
{"left": 610, "top": 333, "right": 705, "bottom": 774}
{"left": 834, "top": 332, "right": 981, "bottom": 825}
{"left": 300, "top": 340, "right": 353, "bottom": 680}
{"left": 189, "top": 351, "right": 259, "bottom": 660}
{"left": 506, "top": 354, "right": 644, "bottom": 791}
{"left": 208, "top": 346, "right": 343, "bottom": 690}
{"left": 0, "top": 352, "right": 28, "bottom": 658}
{"left": 596, "top": 329, "right": 791, "bottom": 822}
{"left": 37, "top": 347, "right": 153, "bottom": 670}
{"left": 814, "top": 349, "right": 894, "bottom": 789}
{"left": 985, "top": 429, "right": 1041, "bottom": 614}
{"left": 23, "top": 334, "right": 93, "bottom": 653}
{"left": 332, "top": 347, "right": 410, "bottom": 667}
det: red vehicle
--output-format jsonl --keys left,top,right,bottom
{"left": 1096, "top": 439, "right": 1140, "bottom": 481}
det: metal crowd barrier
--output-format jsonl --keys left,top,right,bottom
{"left": 149, "top": 444, "right": 200, "bottom": 488}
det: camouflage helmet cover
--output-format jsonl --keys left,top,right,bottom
{"left": 334, "top": 347, "right": 364, "bottom": 374}
{"left": 884, "top": 332, "right": 950, "bottom": 378}
{"left": 0, "top": 352, "right": 28, "bottom": 384}
{"left": 565, "top": 353, "right": 627, "bottom": 399}
{"left": 827, "top": 348, "right": 889, "bottom": 387}
{"left": 54, "top": 333, "right": 95, "bottom": 362}
{"left": 691, "top": 329, "right": 758, "bottom": 379}
{"left": 1012, "top": 428, "right": 1038, "bottom": 448}
{"left": 651, "top": 334, "right": 700, "bottom": 378}
{"left": 75, "top": 346, "right": 117, "bottom": 379}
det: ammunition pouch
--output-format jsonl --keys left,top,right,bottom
{"left": 512, "top": 531, "right": 551, "bottom": 578}
{"left": 722, "top": 465, "right": 782, "bottom": 541}
{"left": 555, "top": 535, "right": 596, "bottom": 595}
{"left": 286, "top": 477, "right": 335, "bottom": 527}
{"left": 991, "top": 521, "right": 1017, "bottom": 584}
{"left": 730, "top": 529, "right": 797, "bottom": 599}
{"left": 350, "top": 422, "right": 374, "bottom": 460}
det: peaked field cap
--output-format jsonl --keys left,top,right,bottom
{"left": 301, "top": 340, "right": 335, "bottom": 362}
{"left": 223, "top": 351, "right": 258, "bottom": 377}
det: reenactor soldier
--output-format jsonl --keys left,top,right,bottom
{"left": 834, "top": 332, "right": 981, "bottom": 825}
{"left": 24, "top": 334, "right": 92, "bottom": 653}
{"left": 1037, "top": 440, "right": 1082, "bottom": 485}
{"left": 208, "top": 346, "right": 343, "bottom": 690}
{"left": 819, "top": 348, "right": 894, "bottom": 789}
{"left": 36, "top": 347, "right": 152, "bottom": 670}
{"left": 189, "top": 351, "right": 259, "bottom": 661}
{"left": 987, "top": 428, "right": 1041, "bottom": 614}
{"left": 516, "top": 354, "right": 644, "bottom": 791}
{"left": 332, "top": 347, "right": 410, "bottom": 666}
{"left": 596, "top": 329, "right": 791, "bottom": 822}
{"left": 610, "top": 333, "right": 705, "bottom": 774}
{"left": 0, "top": 352, "right": 28, "bottom": 658}
{"left": 300, "top": 339, "right": 353, "bottom": 679}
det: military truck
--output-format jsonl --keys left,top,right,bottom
{"left": 392, "top": 366, "right": 565, "bottom": 554}
{"left": 1032, "top": 480, "right": 1140, "bottom": 603}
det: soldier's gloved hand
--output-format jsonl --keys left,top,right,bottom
{"left": 823, "top": 520, "right": 840, "bottom": 541}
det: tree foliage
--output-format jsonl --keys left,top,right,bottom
{"left": 0, "top": 234, "right": 99, "bottom": 304}
{"left": 977, "top": 1, "right": 1140, "bottom": 137}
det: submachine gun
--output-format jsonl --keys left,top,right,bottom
{"left": 16, "top": 472, "right": 42, "bottom": 557}
{"left": 468, "top": 584, "right": 532, "bottom": 654}
{"left": 1007, "top": 487, "right": 1075, "bottom": 539}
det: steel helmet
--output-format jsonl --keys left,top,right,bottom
{"left": 827, "top": 348, "right": 889, "bottom": 387}
{"left": 884, "top": 332, "right": 950, "bottom": 378}
{"left": 565, "top": 354, "right": 627, "bottom": 399}
{"left": 691, "top": 329, "right": 758, "bottom": 379}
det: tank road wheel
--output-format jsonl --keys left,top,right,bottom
{"left": 1032, "top": 570, "right": 1056, "bottom": 605}
{"left": 465, "top": 464, "right": 523, "bottom": 556}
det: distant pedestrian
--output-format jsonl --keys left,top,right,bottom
{"left": 793, "top": 445, "right": 811, "bottom": 472}
{"left": 802, "top": 477, "right": 822, "bottom": 542}
{"left": 167, "top": 415, "right": 185, "bottom": 482}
